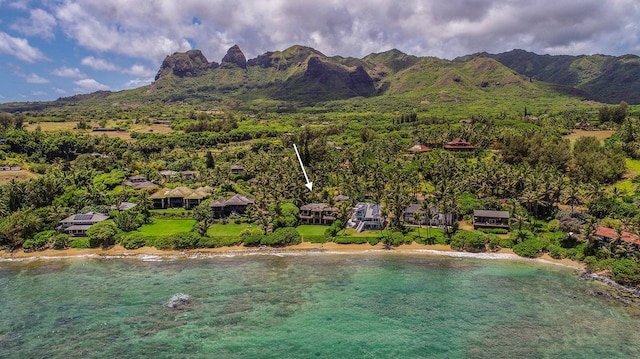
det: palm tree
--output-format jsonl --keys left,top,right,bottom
{"left": 413, "top": 210, "right": 423, "bottom": 241}
{"left": 561, "top": 182, "right": 583, "bottom": 216}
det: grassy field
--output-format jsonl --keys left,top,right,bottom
{"left": 138, "top": 219, "right": 196, "bottom": 237}
{"left": 24, "top": 121, "right": 176, "bottom": 142}
{"left": 0, "top": 170, "right": 38, "bottom": 185}
{"left": 563, "top": 129, "right": 615, "bottom": 144}
{"left": 610, "top": 158, "right": 640, "bottom": 194}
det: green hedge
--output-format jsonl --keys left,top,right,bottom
{"left": 478, "top": 228, "right": 509, "bottom": 234}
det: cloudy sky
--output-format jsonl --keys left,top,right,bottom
{"left": 1, "top": 0, "right": 639, "bottom": 102}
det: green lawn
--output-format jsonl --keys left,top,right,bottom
{"left": 610, "top": 158, "right": 640, "bottom": 194}
{"left": 207, "top": 223, "right": 257, "bottom": 238}
{"left": 138, "top": 219, "right": 196, "bottom": 237}
{"left": 340, "top": 228, "right": 384, "bottom": 237}
{"left": 296, "top": 225, "right": 328, "bottom": 236}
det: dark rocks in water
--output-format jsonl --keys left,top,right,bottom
{"left": 155, "top": 50, "right": 218, "bottom": 81}
{"left": 221, "top": 45, "right": 247, "bottom": 69}
{"left": 165, "top": 293, "right": 192, "bottom": 310}
{"left": 581, "top": 272, "right": 640, "bottom": 305}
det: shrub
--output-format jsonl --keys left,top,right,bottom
{"left": 487, "top": 235, "right": 501, "bottom": 251}
{"left": 51, "top": 233, "right": 71, "bottom": 250}
{"left": 547, "top": 244, "right": 567, "bottom": 259}
{"left": 172, "top": 232, "right": 204, "bottom": 249}
{"left": 367, "top": 237, "right": 380, "bottom": 245}
{"left": 87, "top": 221, "right": 119, "bottom": 248}
{"left": 242, "top": 234, "right": 263, "bottom": 246}
{"left": 478, "top": 228, "right": 509, "bottom": 235}
{"left": 69, "top": 237, "right": 91, "bottom": 249}
{"left": 121, "top": 233, "right": 148, "bottom": 250}
{"left": 23, "top": 230, "right": 55, "bottom": 251}
{"left": 513, "top": 238, "right": 546, "bottom": 258}
{"left": 261, "top": 227, "right": 301, "bottom": 246}
{"left": 382, "top": 231, "right": 406, "bottom": 246}
{"left": 199, "top": 236, "right": 242, "bottom": 248}
{"left": 611, "top": 259, "right": 640, "bottom": 286}
{"left": 547, "top": 219, "right": 560, "bottom": 232}
{"left": 451, "top": 231, "right": 487, "bottom": 252}
{"left": 334, "top": 236, "right": 370, "bottom": 244}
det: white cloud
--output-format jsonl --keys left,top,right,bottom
{"left": 24, "top": 73, "right": 49, "bottom": 84}
{"left": 74, "top": 78, "right": 110, "bottom": 92}
{"left": 80, "top": 56, "right": 119, "bottom": 71}
{"left": 52, "top": 87, "right": 67, "bottom": 94}
{"left": 124, "top": 64, "right": 155, "bottom": 77}
{"left": 123, "top": 77, "right": 154, "bottom": 89}
{"left": 10, "top": 8, "right": 57, "bottom": 39}
{"left": 48, "top": 0, "right": 640, "bottom": 62}
{"left": 0, "top": 32, "right": 47, "bottom": 62}
{"left": 52, "top": 66, "right": 84, "bottom": 78}
{"left": 31, "top": 90, "right": 47, "bottom": 96}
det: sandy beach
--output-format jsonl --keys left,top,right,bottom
{"left": 0, "top": 242, "right": 586, "bottom": 270}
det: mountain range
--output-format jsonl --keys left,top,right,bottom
{"left": 2, "top": 45, "right": 639, "bottom": 113}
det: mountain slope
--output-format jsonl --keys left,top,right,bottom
{"left": 456, "top": 49, "right": 640, "bottom": 103}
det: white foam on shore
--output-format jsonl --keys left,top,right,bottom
{"left": 0, "top": 248, "right": 583, "bottom": 270}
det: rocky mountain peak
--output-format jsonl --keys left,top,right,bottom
{"left": 220, "top": 45, "right": 247, "bottom": 69}
{"left": 155, "top": 50, "right": 218, "bottom": 81}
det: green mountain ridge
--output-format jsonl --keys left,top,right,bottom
{"left": 1, "top": 45, "right": 637, "bottom": 115}
{"left": 456, "top": 49, "right": 640, "bottom": 103}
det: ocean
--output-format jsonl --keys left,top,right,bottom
{"left": 1, "top": 251, "right": 639, "bottom": 358}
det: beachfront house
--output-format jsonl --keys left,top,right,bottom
{"left": 472, "top": 209, "right": 510, "bottom": 230}
{"left": 403, "top": 204, "right": 453, "bottom": 226}
{"left": 299, "top": 203, "right": 337, "bottom": 225}
{"left": 57, "top": 212, "right": 109, "bottom": 236}
{"left": 210, "top": 194, "right": 255, "bottom": 218}
{"left": 149, "top": 187, "right": 211, "bottom": 209}
{"left": 348, "top": 202, "right": 384, "bottom": 232}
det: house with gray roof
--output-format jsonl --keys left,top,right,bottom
{"left": 403, "top": 204, "right": 453, "bottom": 226}
{"left": 123, "top": 175, "right": 158, "bottom": 190}
{"left": 210, "top": 194, "right": 254, "bottom": 218}
{"left": 472, "top": 209, "right": 510, "bottom": 230}
{"left": 57, "top": 212, "right": 109, "bottom": 236}
{"left": 299, "top": 203, "right": 337, "bottom": 225}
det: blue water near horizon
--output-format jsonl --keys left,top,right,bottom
{"left": 1, "top": 252, "right": 639, "bottom": 358}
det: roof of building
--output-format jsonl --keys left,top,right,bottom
{"left": 354, "top": 202, "right": 381, "bottom": 219}
{"left": 408, "top": 143, "right": 431, "bottom": 153}
{"left": 444, "top": 138, "right": 475, "bottom": 150}
{"left": 224, "top": 194, "right": 254, "bottom": 206}
{"left": 61, "top": 212, "right": 109, "bottom": 224}
{"left": 230, "top": 164, "right": 245, "bottom": 170}
{"left": 473, "top": 209, "right": 509, "bottom": 218}
{"left": 595, "top": 226, "right": 640, "bottom": 245}
{"left": 333, "top": 194, "right": 350, "bottom": 202}
{"left": 300, "top": 203, "right": 336, "bottom": 212}
{"left": 111, "top": 202, "right": 137, "bottom": 211}
{"left": 150, "top": 187, "right": 210, "bottom": 200}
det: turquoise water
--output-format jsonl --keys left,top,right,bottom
{"left": 1, "top": 252, "right": 640, "bottom": 358}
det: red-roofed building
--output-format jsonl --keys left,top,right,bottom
{"left": 444, "top": 138, "right": 475, "bottom": 152}
{"left": 595, "top": 226, "right": 640, "bottom": 246}
{"left": 407, "top": 143, "right": 431, "bottom": 154}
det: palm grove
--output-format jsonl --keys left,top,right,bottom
{"left": 1, "top": 102, "right": 640, "bottom": 286}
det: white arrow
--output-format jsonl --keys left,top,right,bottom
{"left": 293, "top": 144, "right": 313, "bottom": 191}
